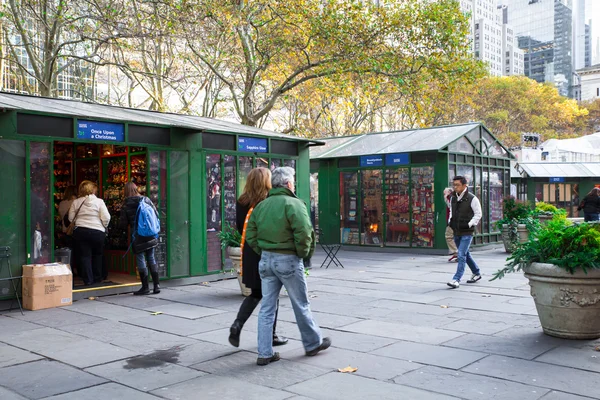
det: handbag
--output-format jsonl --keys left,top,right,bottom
{"left": 66, "top": 201, "right": 85, "bottom": 236}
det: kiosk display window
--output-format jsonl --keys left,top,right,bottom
{"left": 385, "top": 168, "right": 410, "bottom": 246}
{"left": 411, "top": 166, "right": 434, "bottom": 247}
{"left": 30, "top": 142, "right": 51, "bottom": 264}
{"left": 340, "top": 172, "right": 359, "bottom": 244}
{"left": 361, "top": 170, "right": 383, "bottom": 245}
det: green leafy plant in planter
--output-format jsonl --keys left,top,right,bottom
{"left": 493, "top": 218, "right": 600, "bottom": 280}
{"left": 495, "top": 197, "right": 539, "bottom": 249}
{"left": 532, "top": 201, "right": 567, "bottom": 221}
{"left": 217, "top": 223, "right": 241, "bottom": 249}
{"left": 492, "top": 219, "right": 600, "bottom": 339}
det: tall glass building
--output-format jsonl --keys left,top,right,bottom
{"left": 500, "top": 0, "right": 573, "bottom": 97}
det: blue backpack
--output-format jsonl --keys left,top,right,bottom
{"left": 135, "top": 199, "right": 160, "bottom": 238}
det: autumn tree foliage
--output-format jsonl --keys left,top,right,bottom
{"left": 426, "top": 76, "right": 590, "bottom": 147}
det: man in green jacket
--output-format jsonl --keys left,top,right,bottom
{"left": 246, "top": 167, "right": 331, "bottom": 366}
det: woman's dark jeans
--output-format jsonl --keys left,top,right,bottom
{"left": 73, "top": 227, "right": 106, "bottom": 285}
{"left": 584, "top": 213, "right": 600, "bottom": 222}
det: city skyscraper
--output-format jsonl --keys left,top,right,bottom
{"left": 459, "top": 0, "right": 524, "bottom": 77}
{"left": 499, "top": 0, "right": 574, "bottom": 97}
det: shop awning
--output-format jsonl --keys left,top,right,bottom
{"left": 0, "top": 92, "right": 323, "bottom": 145}
{"left": 310, "top": 123, "right": 508, "bottom": 159}
{"left": 516, "top": 162, "right": 600, "bottom": 178}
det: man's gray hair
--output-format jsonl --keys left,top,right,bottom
{"left": 271, "top": 167, "right": 295, "bottom": 188}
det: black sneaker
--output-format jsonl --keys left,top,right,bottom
{"left": 257, "top": 352, "right": 280, "bottom": 366}
{"left": 305, "top": 337, "right": 331, "bottom": 356}
{"left": 467, "top": 274, "right": 482, "bottom": 283}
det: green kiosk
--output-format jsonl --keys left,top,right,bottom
{"left": 0, "top": 92, "right": 319, "bottom": 299}
{"left": 310, "top": 123, "right": 514, "bottom": 252}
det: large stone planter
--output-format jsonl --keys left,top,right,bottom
{"left": 538, "top": 214, "right": 553, "bottom": 226}
{"left": 501, "top": 224, "right": 529, "bottom": 253}
{"left": 227, "top": 247, "right": 252, "bottom": 297}
{"left": 524, "top": 262, "right": 600, "bottom": 339}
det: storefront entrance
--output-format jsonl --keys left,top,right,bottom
{"left": 31, "top": 142, "right": 168, "bottom": 288}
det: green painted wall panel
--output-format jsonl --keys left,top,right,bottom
{"left": 0, "top": 140, "right": 26, "bottom": 298}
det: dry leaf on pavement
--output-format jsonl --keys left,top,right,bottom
{"left": 440, "top": 305, "right": 449, "bottom": 308}
{"left": 150, "top": 312, "right": 163, "bottom": 316}
{"left": 338, "top": 366, "right": 358, "bottom": 373}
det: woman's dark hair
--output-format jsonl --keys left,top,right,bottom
{"left": 453, "top": 176, "right": 468, "bottom": 185}
{"left": 124, "top": 182, "right": 140, "bottom": 198}
{"left": 587, "top": 187, "right": 600, "bottom": 197}
{"left": 63, "top": 185, "right": 77, "bottom": 200}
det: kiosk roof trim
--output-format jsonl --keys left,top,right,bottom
{"left": 310, "top": 123, "right": 506, "bottom": 159}
{"left": 517, "top": 162, "right": 600, "bottom": 178}
{"left": 0, "top": 92, "right": 322, "bottom": 145}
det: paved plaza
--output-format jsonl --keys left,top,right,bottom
{"left": 1, "top": 248, "right": 600, "bottom": 400}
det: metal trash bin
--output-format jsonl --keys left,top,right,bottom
{"left": 54, "top": 247, "right": 71, "bottom": 266}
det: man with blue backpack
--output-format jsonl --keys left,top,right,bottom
{"left": 120, "top": 182, "right": 162, "bottom": 295}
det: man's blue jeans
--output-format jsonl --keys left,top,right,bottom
{"left": 135, "top": 249, "right": 156, "bottom": 274}
{"left": 452, "top": 235, "right": 480, "bottom": 282}
{"left": 258, "top": 251, "right": 322, "bottom": 359}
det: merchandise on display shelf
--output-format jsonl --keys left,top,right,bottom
{"left": 385, "top": 168, "right": 410, "bottom": 246}
{"left": 103, "top": 157, "right": 128, "bottom": 250}
{"left": 340, "top": 171, "right": 359, "bottom": 245}
{"left": 411, "top": 166, "right": 435, "bottom": 247}
{"left": 223, "top": 155, "right": 236, "bottom": 226}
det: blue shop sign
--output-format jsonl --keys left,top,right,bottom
{"left": 549, "top": 177, "right": 565, "bottom": 183}
{"left": 385, "top": 153, "right": 409, "bottom": 166}
{"left": 77, "top": 120, "right": 124, "bottom": 142}
{"left": 238, "top": 137, "right": 268, "bottom": 153}
{"left": 360, "top": 155, "right": 383, "bottom": 167}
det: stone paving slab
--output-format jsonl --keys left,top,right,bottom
{"left": 443, "top": 333, "right": 560, "bottom": 360}
{"left": 540, "top": 391, "right": 598, "bottom": 400}
{"left": 0, "top": 386, "right": 27, "bottom": 400}
{"left": 124, "top": 314, "right": 223, "bottom": 336}
{"left": 146, "top": 302, "right": 226, "bottom": 319}
{"left": 42, "top": 383, "right": 164, "bottom": 400}
{"left": 191, "top": 350, "right": 330, "bottom": 389}
{"left": 0, "top": 326, "right": 86, "bottom": 354}
{"left": 85, "top": 357, "right": 205, "bottom": 391}
{"left": 98, "top": 294, "right": 175, "bottom": 310}
{"left": 366, "top": 299, "right": 463, "bottom": 316}
{"left": 0, "top": 314, "right": 45, "bottom": 336}
{"left": 57, "top": 319, "right": 199, "bottom": 352}
{"left": 446, "top": 309, "right": 541, "bottom": 327}
{"left": 283, "top": 345, "right": 422, "bottom": 381}
{"left": 0, "top": 359, "right": 106, "bottom": 399}
{"left": 341, "top": 320, "right": 466, "bottom": 345}
{"left": 189, "top": 327, "right": 306, "bottom": 354}
{"left": 276, "top": 308, "right": 363, "bottom": 329}
{"left": 0, "top": 343, "right": 44, "bottom": 368}
{"left": 534, "top": 346, "right": 600, "bottom": 373}
{"left": 6, "top": 307, "right": 104, "bottom": 327}
{"left": 395, "top": 365, "right": 549, "bottom": 400}
{"left": 145, "top": 341, "right": 239, "bottom": 366}
{"left": 150, "top": 374, "right": 292, "bottom": 400}
{"left": 438, "top": 318, "right": 513, "bottom": 335}
{"left": 375, "top": 310, "right": 459, "bottom": 328}
{"left": 371, "top": 341, "right": 487, "bottom": 370}
{"left": 285, "top": 372, "right": 461, "bottom": 400}
{"left": 463, "top": 355, "right": 600, "bottom": 399}
{"left": 64, "top": 299, "right": 153, "bottom": 321}
{"left": 37, "top": 337, "right": 139, "bottom": 369}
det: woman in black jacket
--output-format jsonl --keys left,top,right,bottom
{"left": 579, "top": 188, "right": 600, "bottom": 222}
{"left": 228, "top": 168, "right": 287, "bottom": 348}
{"left": 120, "top": 182, "right": 160, "bottom": 295}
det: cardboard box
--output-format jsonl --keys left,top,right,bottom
{"left": 22, "top": 263, "right": 72, "bottom": 311}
